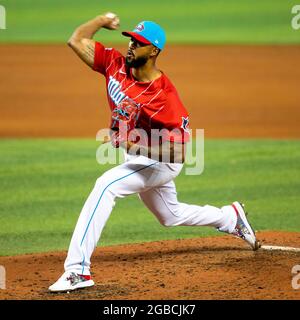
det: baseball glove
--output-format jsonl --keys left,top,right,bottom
{"left": 110, "top": 97, "right": 141, "bottom": 147}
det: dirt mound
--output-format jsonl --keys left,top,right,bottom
{"left": 0, "top": 231, "right": 299, "bottom": 300}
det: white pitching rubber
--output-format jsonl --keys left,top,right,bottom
{"left": 261, "top": 245, "right": 300, "bottom": 253}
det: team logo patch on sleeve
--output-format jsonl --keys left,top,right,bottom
{"left": 181, "top": 116, "right": 190, "bottom": 133}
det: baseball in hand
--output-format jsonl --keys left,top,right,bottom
{"left": 105, "top": 12, "right": 120, "bottom": 28}
{"left": 105, "top": 12, "right": 116, "bottom": 19}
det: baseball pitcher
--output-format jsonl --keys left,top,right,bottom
{"left": 49, "top": 12, "right": 259, "bottom": 292}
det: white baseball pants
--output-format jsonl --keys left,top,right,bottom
{"left": 64, "top": 153, "right": 237, "bottom": 275}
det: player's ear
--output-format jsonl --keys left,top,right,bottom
{"left": 150, "top": 46, "right": 160, "bottom": 57}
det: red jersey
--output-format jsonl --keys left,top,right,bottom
{"left": 93, "top": 41, "right": 190, "bottom": 143}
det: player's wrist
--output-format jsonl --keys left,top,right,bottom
{"left": 95, "top": 15, "right": 110, "bottom": 27}
{"left": 122, "top": 141, "right": 140, "bottom": 155}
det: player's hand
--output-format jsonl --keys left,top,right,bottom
{"left": 110, "top": 130, "right": 121, "bottom": 148}
{"left": 101, "top": 12, "right": 120, "bottom": 30}
{"left": 109, "top": 124, "right": 134, "bottom": 149}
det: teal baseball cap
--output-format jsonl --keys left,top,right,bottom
{"left": 122, "top": 21, "right": 166, "bottom": 50}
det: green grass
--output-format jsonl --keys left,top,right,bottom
{"left": 0, "top": 0, "right": 299, "bottom": 44}
{"left": 0, "top": 139, "right": 299, "bottom": 256}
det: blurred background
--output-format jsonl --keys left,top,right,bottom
{"left": 1, "top": 0, "right": 300, "bottom": 138}
{"left": 1, "top": 0, "right": 300, "bottom": 44}
{"left": 0, "top": 1, "right": 300, "bottom": 255}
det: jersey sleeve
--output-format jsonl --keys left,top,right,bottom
{"left": 92, "top": 41, "right": 122, "bottom": 75}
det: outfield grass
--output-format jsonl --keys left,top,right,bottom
{"left": 0, "top": 139, "right": 299, "bottom": 256}
{"left": 0, "top": 0, "right": 299, "bottom": 44}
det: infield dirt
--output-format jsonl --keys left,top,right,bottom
{"left": 0, "top": 45, "right": 300, "bottom": 300}
{"left": 0, "top": 231, "right": 300, "bottom": 300}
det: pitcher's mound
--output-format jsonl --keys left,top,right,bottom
{"left": 0, "top": 231, "right": 300, "bottom": 300}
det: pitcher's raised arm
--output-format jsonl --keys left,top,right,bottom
{"left": 67, "top": 13, "right": 120, "bottom": 68}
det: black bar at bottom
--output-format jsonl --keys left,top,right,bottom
{"left": 0, "top": 300, "right": 297, "bottom": 319}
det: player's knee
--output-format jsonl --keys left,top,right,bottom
{"left": 95, "top": 174, "right": 109, "bottom": 187}
{"left": 95, "top": 172, "right": 120, "bottom": 196}
{"left": 95, "top": 173, "right": 114, "bottom": 191}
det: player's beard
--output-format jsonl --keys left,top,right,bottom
{"left": 125, "top": 55, "right": 148, "bottom": 68}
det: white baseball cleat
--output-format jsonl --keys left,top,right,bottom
{"left": 230, "top": 201, "right": 260, "bottom": 251}
{"left": 49, "top": 271, "right": 94, "bottom": 292}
